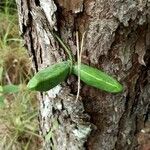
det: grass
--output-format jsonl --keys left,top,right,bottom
{"left": 0, "top": 0, "right": 42, "bottom": 149}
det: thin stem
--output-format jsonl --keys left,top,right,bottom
{"left": 52, "top": 32, "right": 74, "bottom": 74}
{"left": 76, "top": 31, "right": 80, "bottom": 102}
{"left": 80, "top": 32, "right": 86, "bottom": 60}
{"left": 76, "top": 31, "right": 86, "bottom": 102}
{"left": 52, "top": 32, "right": 74, "bottom": 63}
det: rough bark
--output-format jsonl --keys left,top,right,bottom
{"left": 16, "top": 0, "right": 150, "bottom": 150}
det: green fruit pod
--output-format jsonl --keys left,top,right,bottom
{"left": 27, "top": 61, "right": 71, "bottom": 91}
{"left": 72, "top": 63, "right": 123, "bottom": 93}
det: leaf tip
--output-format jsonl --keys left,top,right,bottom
{"left": 27, "top": 78, "right": 38, "bottom": 91}
{"left": 112, "top": 82, "right": 124, "bottom": 93}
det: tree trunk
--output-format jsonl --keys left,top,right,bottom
{"left": 16, "top": 0, "right": 150, "bottom": 150}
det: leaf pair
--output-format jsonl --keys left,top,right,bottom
{"left": 27, "top": 61, "right": 123, "bottom": 93}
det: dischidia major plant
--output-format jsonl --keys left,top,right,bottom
{"left": 27, "top": 31, "right": 123, "bottom": 94}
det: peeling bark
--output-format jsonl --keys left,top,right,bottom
{"left": 16, "top": 0, "right": 150, "bottom": 150}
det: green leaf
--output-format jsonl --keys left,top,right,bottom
{"left": 2, "top": 84, "right": 20, "bottom": 94}
{"left": 73, "top": 63, "right": 123, "bottom": 93}
{"left": 27, "top": 61, "right": 71, "bottom": 91}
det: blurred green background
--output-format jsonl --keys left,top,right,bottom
{"left": 0, "top": 0, "right": 42, "bottom": 149}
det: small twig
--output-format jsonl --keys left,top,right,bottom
{"left": 76, "top": 31, "right": 80, "bottom": 102}
{"left": 76, "top": 31, "right": 86, "bottom": 102}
